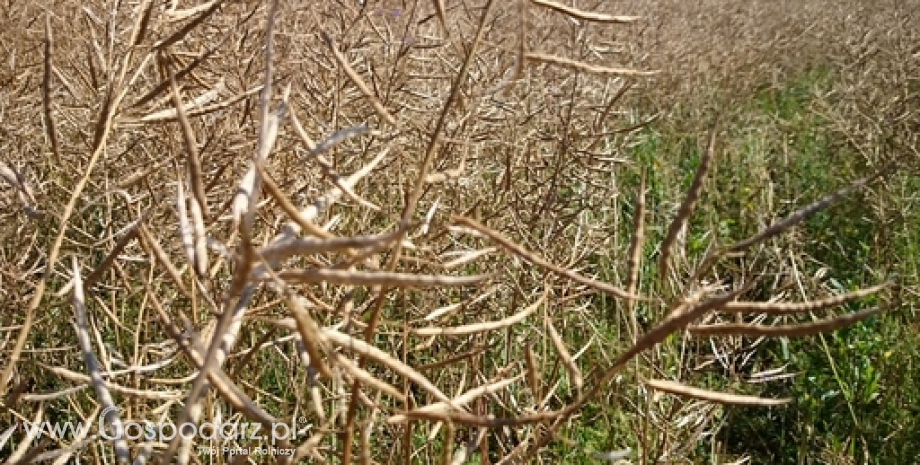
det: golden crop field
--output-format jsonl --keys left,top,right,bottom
{"left": 1, "top": 1, "right": 917, "bottom": 463}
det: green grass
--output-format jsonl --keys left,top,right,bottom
{"left": 558, "top": 68, "right": 920, "bottom": 464}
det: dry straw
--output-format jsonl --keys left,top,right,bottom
{"left": 0, "top": 0, "right": 903, "bottom": 463}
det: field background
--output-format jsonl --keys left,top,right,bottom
{"left": 1, "top": 0, "right": 918, "bottom": 464}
